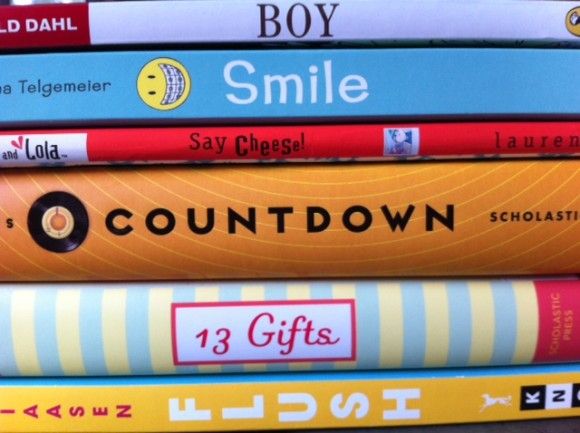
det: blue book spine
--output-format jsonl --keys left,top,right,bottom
{"left": 0, "top": 48, "right": 579, "bottom": 125}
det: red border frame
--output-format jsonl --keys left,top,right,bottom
{"left": 171, "top": 299, "right": 357, "bottom": 366}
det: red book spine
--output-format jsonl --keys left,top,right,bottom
{"left": 0, "top": 122, "right": 578, "bottom": 166}
{"left": 534, "top": 280, "right": 580, "bottom": 363}
{"left": 0, "top": 4, "right": 89, "bottom": 49}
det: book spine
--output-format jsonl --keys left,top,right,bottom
{"left": 0, "top": 3, "right": 89, "bottom": 49}
{"left": 1, "top": 279, "right": 579, "bottom": 376}
{"left": 1, "top": 122, "right": 579, "bottom": 167}
{"left": 0, "top": 160, "right": 577, "bottom": 281}
{"left": 1, "top": 0, "right": 579, "bottom": 49}
{"left": 1, "top": 365, "right": 579, "bottom": 431}
{"left": 87, "top": 0, "right": 580, "bottom": 46}
{"left": 1, "top": 48, "right": 580, "bottom": 126}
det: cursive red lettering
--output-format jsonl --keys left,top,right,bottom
{"left": 317, "top": 327, "right": 340, "bottom": 345}
{"left": 248, "top": 312, "right": 275, "bottom": 347}
{"left": 277, "top": 315, "right": 307, "bottom": 355}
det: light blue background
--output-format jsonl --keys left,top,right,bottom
{"left": 0, "top": 48, "right": 578, "bottom": 124}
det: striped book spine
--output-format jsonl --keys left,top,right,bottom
{"left": 1, "top": 279, "right": 578, "bottom": 376}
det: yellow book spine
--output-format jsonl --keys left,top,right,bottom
{"left": 1, "top": 366, "right": 579, "bottom": 431}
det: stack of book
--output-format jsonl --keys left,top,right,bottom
{"left": 0, "top": 0, "right": 579, "bottom": 432}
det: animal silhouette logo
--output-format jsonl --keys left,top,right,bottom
{"left": 480, "top": 393, "right": 512, "bottom": 412}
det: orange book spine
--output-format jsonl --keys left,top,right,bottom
{"left": 0, "top": 159, "right": 577, "bottom": 281}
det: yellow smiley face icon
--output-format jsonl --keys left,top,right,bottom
{"left": 137, "top": 58, "right": 191, "bottom": 110}
{"left": 566, "top": 7, "right": 580, "bottom": 36}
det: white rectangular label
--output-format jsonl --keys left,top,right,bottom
{"left": 383, "top": 127, "right": 420, "bottom": 156}
{"left": 0, "top": 133, "right": 88, "bottom": 167}
{"left": 172, "top": 300, "right": 356, "bottom": 365}
{"left": 545, "top": 384, "right": 573, "bottom": 409}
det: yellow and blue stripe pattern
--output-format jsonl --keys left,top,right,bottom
{"left": 0, "top": 279, "right": 544, "bottom": 376}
